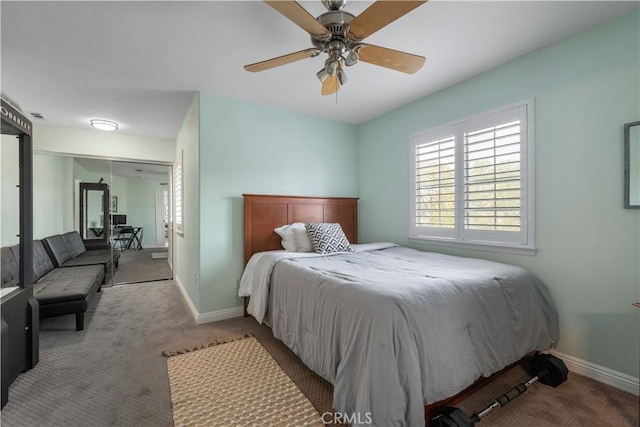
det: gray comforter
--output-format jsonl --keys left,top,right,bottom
{"left": 265, "top": 246, "right": 559, "bottom": 427}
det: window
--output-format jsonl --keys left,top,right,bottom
{"left": 174, "top": 149, "right": 183, "bottom": 234}
{"left": 410, "top": 101, "right": 535, "bottom": 254}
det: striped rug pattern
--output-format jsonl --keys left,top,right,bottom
{"left": 166, "top": 336, "right": 323, "bottom": 427}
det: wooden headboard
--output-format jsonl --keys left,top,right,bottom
{"left": 243, "top": 194, "right": 359, "bottom": 264}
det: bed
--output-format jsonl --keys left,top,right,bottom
{"left": 240, "top": 194, "right": 559, "bottom": 426}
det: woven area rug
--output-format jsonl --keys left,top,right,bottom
{"left": 164, "top": 336, "right": 324, "bottom": 427}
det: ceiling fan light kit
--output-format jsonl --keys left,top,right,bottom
{"left": 245, "top": 0, "right": 427, "bottom": 96}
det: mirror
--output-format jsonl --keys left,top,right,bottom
{"left": 84, "top": 189, "right": 105, "bottom": 239}
{"left": 624, "top": 121, "right": 640, "bottom": 208}
{"left": 79, "top": 182, "right": 110, "bottom": 249}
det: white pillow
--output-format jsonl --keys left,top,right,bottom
{"left": 274, "top": 223, "right": 305, "bottom": 252}
{"left": 292, "top": 227, "right": 313, "bottom": 252}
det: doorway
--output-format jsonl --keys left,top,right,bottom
{"left": 155, "top": 188, "right": 169, "bottom": 248}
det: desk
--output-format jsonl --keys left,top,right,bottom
{"left": 130, "top": 227, "right": 143, "bottom": 250}
{"left": 113, "top": 226, "right": 143, "bottom": 251}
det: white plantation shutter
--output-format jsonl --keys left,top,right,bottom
{"left": 174, "top": 150, "right": 184, "bottom": 234}
{"left": 410, "top": 101, "right": 534, "bottom": 251}
{"left": 412, "top": 133, "right": 456, "bottom": 238}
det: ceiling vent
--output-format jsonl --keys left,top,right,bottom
{"left": 29, "top": 112, "right": 45, "bottom": 119}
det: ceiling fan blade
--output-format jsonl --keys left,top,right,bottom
{"left": 321, "top": 74, "right": 340, "bottom": 96}
{"left": 358, "top": 44, "right": 425, "bottom": 74}
{"left": 264, "top": 0, "right": 330, "bottom": 37}
{"left": 244, "top": 48, "right": 319, "bottom": 72}
{"left": 348, "top": 1, "right": 428, "bottom": 40}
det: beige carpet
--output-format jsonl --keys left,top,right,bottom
{"left": 165, "top": 336, "right": 323, "bottom": 427}
{"left": 109, "top": 248, "right": 172, "bottom": 285}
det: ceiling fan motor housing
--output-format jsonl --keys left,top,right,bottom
{"left": 311, "top": 10, "right": 357, "bottom": 52}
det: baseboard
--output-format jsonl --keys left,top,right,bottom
{"left": 196, "top": 306, "right": 244, "bottom": 325}
{"left": 174, "top": 277, "right": 243, "bottom": 325}
{"left": 550, "top": 350, "right": 639, "bottom": 395}
{"left": 174, "top": 275, "right": 199, "bottom": 323}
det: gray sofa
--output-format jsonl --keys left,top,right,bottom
{"left": 1, "top": 232, "right": 120, "bottom": 331}
{"left": 43, "top": 231, "right": 119, "bottom": 280}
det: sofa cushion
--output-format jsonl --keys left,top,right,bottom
{"left": 43, "top": 264, "right": 104, "bottom": 284}
{"left": 62, "top": 231, "right": 87, "bottom": 258}
{"left": 43, "top": 234, "right": 72, "bottom": 267}
{"left": 63, "top": 254, "right": 113, "bottom": 268}
{"left": 16, "top": 241, "right": 56, "bottom": 282}
{"left": 33, "top": 278, "right": 98, "bottom": 305}
{"left": 1, "top": 246, "right": 20, "bottom": 287}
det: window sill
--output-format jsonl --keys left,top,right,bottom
{"left": 409, "top": 237, "right": 537, "bottom": 256}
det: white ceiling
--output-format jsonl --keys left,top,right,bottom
{"left": 1, "top": 1, "right": 636, "bottom": 140}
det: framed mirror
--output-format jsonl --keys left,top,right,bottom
{"left": 79, "top": 182, "right": 110, "bottom": 249}
{"left": 624, "top": 121, "right": 640, "bottom": 208}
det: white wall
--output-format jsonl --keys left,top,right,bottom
{"left": 1, "top": 135, "right": 20, "bottom": 246}
{"left": 34, "top": 123, "right": 175, "bottom": 163}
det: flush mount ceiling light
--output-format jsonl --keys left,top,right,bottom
{"left": 90, "top": 119, "right": 118, "bottom": 131}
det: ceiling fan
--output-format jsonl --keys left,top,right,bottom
{"left": 244, "top": 0, "right": 428, "bottom": 96}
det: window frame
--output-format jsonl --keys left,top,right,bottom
{"left": 409, "top": 100, "right": 536, "bottom": 255}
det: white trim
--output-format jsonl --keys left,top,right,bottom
{"left": 549, "top": 350, "right": 639, "bottom": 396}
{"left": 409, "top": 99, "right": 536, "bottom": 253}
{"left": 174, "top": 277, "right": 243, "bottom": 324}
{"left": 196, "top": 306, "right": 244, "bottom": 325}
{"left": 143, "top": 244, "right": 167, "bottom": 249}
{"left": 174, "top": 275, "right": 198, "bottom": 323}
{"left": 409, "top": 237, "right": 537, "bottom": 256}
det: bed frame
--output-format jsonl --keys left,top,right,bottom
{"left": 242, "top": 193, "right": 533, "bottom": 426}
{"left": 243, "top": 194, "right": 359, "bottom": 264}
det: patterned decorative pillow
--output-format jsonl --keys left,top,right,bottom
{"left": 305, "top": 223, "right": 353, "bottom": 254}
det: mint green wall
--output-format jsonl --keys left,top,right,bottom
{"left": 62, "top": 156, "right": 74, "bottom": 232}
{"left": 198, "top": 94, "right": 358, "bottom": 313}
{"left": 174, "top": 94, "right": 200, "bottom": 310}
{"left": 125, "top": 177, "right": 165, "bottom": 248}
{"left": 33, "top": 153, "right": 67, "bottom": 239}
{"left": 110, "top": 176, "right": 128, "bottom": 218}
{"left": 357, "top": 10, "right": 640, "bottom": 378}
{"left": 1, "top": 144, "right": 70, "bottom": 245}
